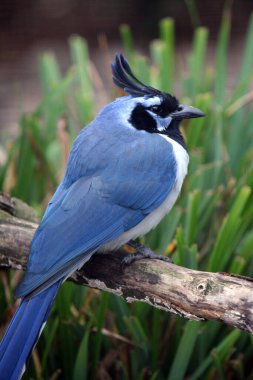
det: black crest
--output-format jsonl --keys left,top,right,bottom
{"left": 112, "top": 54, "right": 165, "bottom": 98}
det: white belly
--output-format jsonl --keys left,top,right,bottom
{"left": 100, "top": 136, "right": 189, "bottom": 251}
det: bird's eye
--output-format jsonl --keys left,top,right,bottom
{"left": 149, "top": 105, "right": 160, "bottom": 113}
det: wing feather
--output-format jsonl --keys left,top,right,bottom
{"left": 17, "top": 126, "right": 177, "bottom": 298}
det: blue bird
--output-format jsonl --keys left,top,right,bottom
{"left": 0, "top": 54, "right": 204, "bottom": 379}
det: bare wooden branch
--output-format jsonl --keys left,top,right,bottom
{"left": 0, "top": 194, "right": 253, "bottom": 333}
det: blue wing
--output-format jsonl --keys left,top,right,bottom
{"left": 17, "top": 124, "right": 177, "bottom": 298}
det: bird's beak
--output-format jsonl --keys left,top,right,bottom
{"left": 170, "top": 104, "right": 205, "bottom": 120}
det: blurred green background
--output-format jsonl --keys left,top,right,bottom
{"left": 1, "top": 1, "right": 253, "bottom": 379}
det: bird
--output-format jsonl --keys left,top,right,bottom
{"left": 0, "top": 54, "right": 204, "bottom": 379}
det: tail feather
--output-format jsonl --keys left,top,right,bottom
{"left": 0, "top": 281, "right": 60, "bottom": 380}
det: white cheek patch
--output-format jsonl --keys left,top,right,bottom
{"left": 146, "top": 111, "right": 172, "bottom": 132}
{"left": 158, "top": 116, "right": 172, "bottom": 131}
{"left": 157, "top": 124, "right": 166, "bottom": 132}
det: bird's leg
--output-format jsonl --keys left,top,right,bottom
{"left": 120, "top": 239, "right": 172, "bottom": 272}
{"left": 127, "top": 240, "right": 158, "bottom": 256}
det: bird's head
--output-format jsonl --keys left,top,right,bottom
{"left": 102, "top": 54, "right": 205, "bottom": 148}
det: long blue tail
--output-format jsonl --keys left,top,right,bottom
{"left": 0, "top": 282, "right": 60, "bottom": 380}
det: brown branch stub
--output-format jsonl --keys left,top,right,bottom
{"left": 0, "top": 193, "right": 39, "bottom": 223}
{"left": 0, "top": 195, "right": 253, "bottom": 333}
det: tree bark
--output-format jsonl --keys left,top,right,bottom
{"left": 0, "top": 194, "right": 253, "bottom": 333}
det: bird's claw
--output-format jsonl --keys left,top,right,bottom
{"left": 120, "top": 240, "right": 172, "bottom": 272}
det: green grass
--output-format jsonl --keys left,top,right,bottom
{"left": 1, "top": 7, "right": 253, "bottom": 380}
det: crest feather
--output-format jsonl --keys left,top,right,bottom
{"left": 111, "top": 54, "right": 162, "bottom": 98}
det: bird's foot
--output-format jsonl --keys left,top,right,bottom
{"left": 120, "top": 240, "right": 172, "bottom": 272}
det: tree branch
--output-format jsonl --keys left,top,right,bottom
{"left": 0, "top": 194, "right": 253, "bottom": 333}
